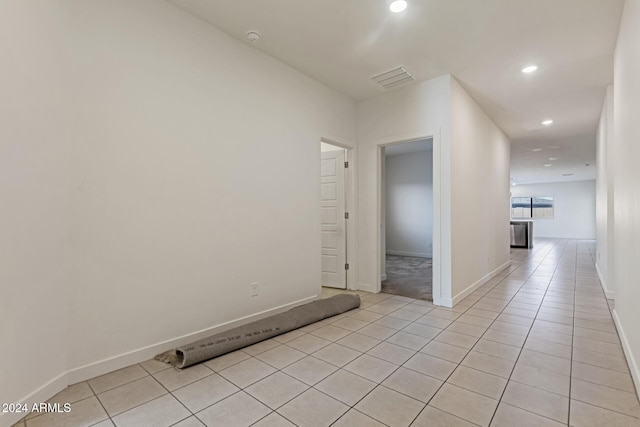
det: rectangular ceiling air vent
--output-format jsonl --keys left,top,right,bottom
{"left": 371, "top": 66, "right": 415, "bottom": 89}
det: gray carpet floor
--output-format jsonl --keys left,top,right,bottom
{"left": 381, "top": 255, "right": 432, "bottom": 301}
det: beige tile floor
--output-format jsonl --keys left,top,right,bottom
{"left": 14, "top": 239, "right": 640, "bottom": 426}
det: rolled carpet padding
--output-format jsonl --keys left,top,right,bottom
{"left": 155, "top": 293, "right": 360, "bottom": 368}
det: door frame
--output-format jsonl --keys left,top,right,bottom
{"left": 321, "top": 136, "right": 358, "bottom": 290}
{"left": 377, "top": 131, "right": 442, "bottom": 306}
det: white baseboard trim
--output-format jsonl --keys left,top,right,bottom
{"left": 595, "top": 264, "right": 615, "bottom": 299}
{"left": 68, "top": 295, "right": 317, "bottom": 383}
{"left": 2, "top": 295, "right": 317, "bottom": 427}
{"left": 356, "top": 282, "right": 376, "bottom": 293}
{"left": 386, "top": 250, "right": 432, "bottom": 258}
{"left": 442, "top": 261, "right": 512, "bottom": 308}
{"left": 611, "top": 309, "right": 640, "bottom": 397}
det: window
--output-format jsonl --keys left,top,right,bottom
{"left": 532, "top": 196, "right": 554, "bottom": 219}
{"left": 511, "top": 196, "right": 554, "bottom": 219}
{"left": 511, "top": 197, "right": 532, "bottom": 219}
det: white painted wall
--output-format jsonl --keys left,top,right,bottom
{"left": 356, "top": 75, "right": 511, "bottom": 306}
{"left": 1, "top": 0, "right": 356, "bottom": 421}
{"left": 611, "top": 0, "right": 640, "bottom": 395}
{"left": 511, "top": 181, "right": 596, "bottom": 239}
{"left": 356, "top": 76, "right": 451, "bottom": 302}
{"left": 68, "top": 0, "right": 356, "bottom": 369}
{"left": 0, "top": 1, "right": 73, "bottom": 420}
{"left": 385, "top": 151, "right": 433, "bottom": 257}
{"left": 595, "top": 86, "right": 615, "bottom": 297}
{"left": 450, "top": 78, "right": 511, "bottom": 305}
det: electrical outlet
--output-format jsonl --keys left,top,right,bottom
{"left": 250, "top": 282, "right": 259, "bottom": 297}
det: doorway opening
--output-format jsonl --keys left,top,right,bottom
{"left": 320, "top": 141, "right": 349, "bottom": 289}
{"left": 381, "top": 138, "right": 434, "bottom": 300}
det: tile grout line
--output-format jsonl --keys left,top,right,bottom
{"left": 321, "top": 284, "right": 484, "bottom": 426}
{"left": 232, "top": 241, "right": 556, "bottom": 423}
{"left": 486, "top": 239, "right": 569, "bottom": 426}
{"left": 401, "top": 240, "right": 560, "bottom": 425}
{"left": 185, "top": 304, "right": 414, "bottom": 427}
{"left": 150, "top": 371, "right": 200, "bottom": 425}
{"left": 100, "top": 366, "right": 209, "bottom": 426}
{"left": 37, "top": 240, "right": 640, "bottom": 427}
{"left": 84, "top": 376, "right": 115, "bottom": 427}
{"left": 573, "top": 244, "right": 640, "bottom": 417}
{"left": 179, "top": 322, "right": 405, "bottom": 426}
{"left": 317, "top": 304, "right": 439, "bottom": 426}
{"left": 567, "top": 241, "right": 579, "bottom": 426}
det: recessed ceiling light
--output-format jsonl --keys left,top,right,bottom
{"left": 532, "top": 148, "right": 543, "bottom": 152}
{"left": 389, "top": 0, "right": 408, "bottom": 13}
{"left": 544, "top": 164, "right": 552, "bottom": 167}
{"left": 522, "top": 65, "right": 538, "bottom": 73}
{"left": 549, "top": 157, "right": 559, "bottom": 161}
{"left": 512, "top": 182, "right": 517, "bottom": 186}
{"left": 541, "top": 119, "right": 554, "bottom": 126}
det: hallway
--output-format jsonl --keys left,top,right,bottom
{"left": 16, "top": 239, "right": 640, "bottom": 427}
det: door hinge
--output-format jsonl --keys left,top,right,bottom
{"left": 345, "top": 263, "right": 350, "bottom": 271}
{"left": 344, "top": 212, "right": 349, "bottom": 219}
{"left": 344, "top": 161, "right": 349, "bottom": 168}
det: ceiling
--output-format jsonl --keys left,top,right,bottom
{"left": 168, "top": 0, "right": 624, "bottom": 184}
{"left": 385, "top": 138, "right": 433, "bottom": 157}
{"left": 510, "top": 134, "right": 597, "bottom": 185}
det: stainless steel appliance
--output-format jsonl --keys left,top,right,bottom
{"left": 510, "top": 221, "right": 533, "bottom": 248}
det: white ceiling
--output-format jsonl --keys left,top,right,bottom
{"left": 385, "top": 138, "right": 433, "bottom": 157}
{"left": 168, "top": 0, "right": 624, "bottom": 184}
{"left": 510, "top": 134, "right": 596, "bottom": 185}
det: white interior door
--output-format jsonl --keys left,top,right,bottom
{"left": 321, "top": 150, "right": 347, "bottom": 289}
